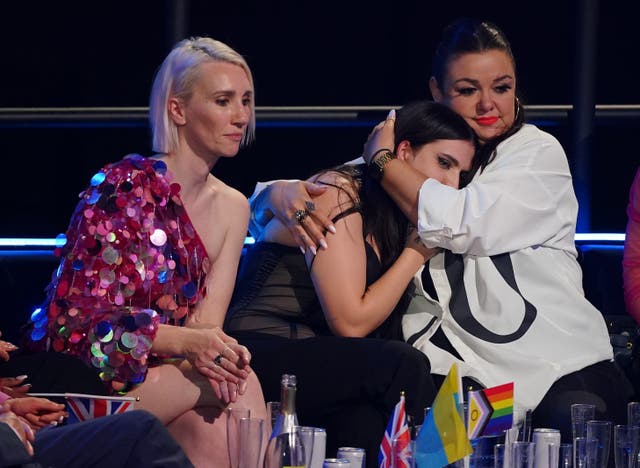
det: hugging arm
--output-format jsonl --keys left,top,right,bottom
{"left": 249, "top": 179, "right": 335, "bottom": 253}
{"left": 306, "top": 173, "right": 437, "bottom": 337}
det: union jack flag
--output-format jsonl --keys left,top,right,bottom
{"left": 65, "top": 393, "right": 136, "bottom": 424}
{"left": 379, "top": 393, "right": 412, "bottom": 468}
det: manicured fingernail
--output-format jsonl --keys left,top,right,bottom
{"left": 388, "top": 109, "right": 396, "bottom": 119}
{"left": 327, "top": 224, "right": 337, "bottom": 234}
{"left": 319, "top": 239, "right": 328, "bottom": 250}
{"left": 299, "top": 246, "right": 306, "bottom": 255}
{"left": 16, "top": 375, "right": 28, "bottom": 381}
{"left": 50, "top": 421, "right": 58, "bottom": 427}
{"left": 310, "top": 245, "right": 317, "bottom": 256}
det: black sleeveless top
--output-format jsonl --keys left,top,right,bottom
{"left": 225, "top": 209, "right": 404, "bottom": 340}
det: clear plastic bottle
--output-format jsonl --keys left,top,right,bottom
{"left": 264, "top": 374, "right": 306, "bottom": 468}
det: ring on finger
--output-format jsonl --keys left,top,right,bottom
{"left": 293, "top": 209, "right": 309, "bottom": 224}
{"left": 213, "top": 354, "right": 224, "bottom": 366}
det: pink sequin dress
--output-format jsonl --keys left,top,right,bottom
{"left": 624, "top": 167, "right": 640, "bottom": 322}
{"left": 29, "top": 154, "right": 209, "bottom": 394}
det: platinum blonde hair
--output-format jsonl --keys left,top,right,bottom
{"left": 149, "top": 37, "right": 255, "bottom": 153}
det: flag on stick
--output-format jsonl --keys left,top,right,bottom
{"left": 379, "top": 392, "right": 412, "bottom": 468}
{"left": 467, "top": 382, "right": 514, "bottom": 439}
{"left": 65, "top": 392, "right": 136, "bottom": 424}
{"left": 415, "top": 364, "right": 472, "bottom": 468}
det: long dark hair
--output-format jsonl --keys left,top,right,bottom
{"left": 321, "top": 100, "right": 475, "bottom": 271}
{"left": 432, "top": 18, "right": 525, "bottom": 175}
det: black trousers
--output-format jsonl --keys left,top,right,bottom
{"left": 532, "top": 360, "right": 634, "bottom": 443}
{"left": 233, "top": 332, "right": 437, "bottom": 468}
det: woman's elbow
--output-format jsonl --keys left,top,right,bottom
{"left": 327, "top": 318, "right": 368, "bottom": 338}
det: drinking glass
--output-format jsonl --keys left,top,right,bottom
{"left": 494, "top": 443, "right": 506, "bottom": 468}
{"left": 571, "top": 404, "right": 596, "bottom": 441}
{"left": 266, "top": 401, "right": 281, "bottom": 435}
{"left": 238, "top": 417, "right": 264, "bottom": 468}
{"left": 558, "top": 443, "right": 573, "bottom": 468}
{"left": 574, "top": 437, "right": 598, "bottom": 468}
{"left": 392, "top": 436, "right": 413, "bottom": 468}
{"left": 511, "top": 441, "right": 535, "bottom": 468}
{"left": 471, "top": 435, "right": 504, "bottom": 468}
{"left": 227, "top": 407, "right": 250, "bottom": 468}
{"left": 586, "top": 420, "right": 612, "bottom": 468}
{"left": 614, "top": 424, "right": 640, "bottom": 468}
{"left": 337, "top": 447, "right": 366, "bottom": 468}
{"left": 628, "top": 403, "right": 640, "bottom": 428}
{"left": 296, "top": 426, "right": 315, "bottom": 468}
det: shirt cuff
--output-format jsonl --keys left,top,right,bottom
{"left": 417, "top": 179, "right": 456, "bottom": 246}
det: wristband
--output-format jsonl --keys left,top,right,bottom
{"left": 369, "top": 150, "right": 397, "bottom": 182}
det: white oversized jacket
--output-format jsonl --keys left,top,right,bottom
{"left": 402, "top": 124, "right": 613, "bottom": 423}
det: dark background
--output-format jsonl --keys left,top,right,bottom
{"left": 0, "top": 0, "right": 638, "bottom": 238}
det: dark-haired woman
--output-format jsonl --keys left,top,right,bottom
{"left": 225, "top": 100, "right": 474, "bottom": 464}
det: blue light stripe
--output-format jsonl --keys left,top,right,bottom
{"left": 0, "top": 233, "right": 625, "bottom": 249}
{"left": 0, "top": 236, "right": 257, "bottom": 248}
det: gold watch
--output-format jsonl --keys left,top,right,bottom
{"left": 369, "top": 150, "right": 397, "bottom": 181}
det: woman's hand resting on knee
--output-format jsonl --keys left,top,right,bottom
{"left": 182, "top": 327, "right": 252, "bottom": 404}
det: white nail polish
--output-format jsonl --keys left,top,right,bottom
{"left": 310, "top": 245, "right": 317, "bottom": 256}
{"left": 299, "top": 246, "right": 306, "bottom": 255}
{"left": 328, "top": 225, "right": 337, "bottom": 234}
{"left": 16, "top": 375, "right": 27, "bottom": 381}
{"left": 319, "top": 239, "right": 328, "bottom": 250}
{"left": 388, "top": 109, "right": 396, "bottom": 119}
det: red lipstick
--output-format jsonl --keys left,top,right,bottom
{"left": 475, "top": 116, "right": 499, "bottom": 126}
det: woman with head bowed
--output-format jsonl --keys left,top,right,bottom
{"left": 27, "top": 37, "right": 266, "bottom": 465}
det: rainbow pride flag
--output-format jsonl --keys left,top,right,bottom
{"left": 415, "top": 364, "right": 472, "bottom": 468}
{"left": 467, "top": 382, "right": 514, "bottom": 439}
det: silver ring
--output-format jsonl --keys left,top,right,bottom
{"left": 294, "top": 209, "right": 309, "bottom": 224}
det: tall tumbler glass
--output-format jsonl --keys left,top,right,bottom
{"left": 238, "top": 417, "right": 264, "bottom": 468}
{"left": 614, "top": 424, "right": 640, "bottom": 468}
{"left": 512, "top": 442, "right": 535, "bottom": 468}
{"left": 572, "top": 404, "right": 596, "bottom": 441}
{"left": 558, "top": 443, "right": 573, "bottom": 468}
{"left": 227, "top": 407, "right": 251, "bottom": 468}
{"left": 574, "top": 437, "right": 598, "bottom": 468}
{"left": 494, "top": 443, "right": 506, "bottom": 468}
{"left": 586, "top": 420, "right": 612, "bottom": 468}
{"left": 266, "top": 401, "right": 281, "bottom": 436}
{"left": 628, "top": 403, "right": 640, "bottom": 428}
{"left": 471, "top": 435, "right": 504, "bottom": 468}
